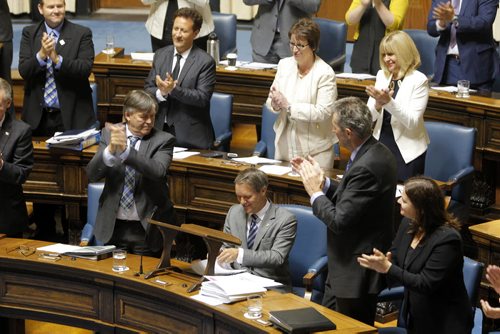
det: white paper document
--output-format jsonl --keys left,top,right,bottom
{"left": 46, "top": 128, "right": 99, "bottom": 145}
{"left": 431, "top": 86, "right": 477, "bottom": 93}
{"left": 335, "top": 73, "right": 376, "bottom": 80}
{"left": 173, "top": 147, "right": 188, "bottom": 153}
{"left": 232, "top": 156, "right": 281, "bottom": 165}
{"left": 190, "top": 259, "right": 246, "bottom": 276}
{"left": 191, "top": 293, "right": 224, "bottom": 306}
{"left": 131, "top": 52, "right": 154, "bottom": 62}
{"left": 173, "top": 151, "right": 200, "bottom": 160}
{"left": 239, "top": 62, "right": 278, "bottom": 70}
{"left": 259, "top": 165, "right": 292, "bottom": 176}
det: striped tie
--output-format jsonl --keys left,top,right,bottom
{"left": 345, "top": 158, "right": 353, "bottom": 172}
{"left": 247, "top": 214, "right": 259, "bottom": 249}
{"left": 44, "top": 32, "right": 59, "bottom": 107}
{"left": 119, "top": 136, "right": 139, "bottom": 210}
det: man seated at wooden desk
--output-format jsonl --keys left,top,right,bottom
{"left": 86, "top": 89, "right": 176, "bottom": 255}
{"left": 217, "top": 168, "right": 297, "bottom": 285}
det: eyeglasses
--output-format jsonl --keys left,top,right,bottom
{"left": 289, "top": 42, "right": 309, "bottom": 50}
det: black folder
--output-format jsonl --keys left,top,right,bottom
{"left": 269, "top": 307, "right": 336, "bottom": 333}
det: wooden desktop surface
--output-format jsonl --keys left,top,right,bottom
{"left": 0, "top": 237, "right": 376, "bottom": 334}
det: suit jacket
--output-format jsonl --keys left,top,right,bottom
{"left": 313, "top": 136, "right": 397, "bottom": 300}
{"left": 222, "top": 202, "right": 297, "bottom": 285}
{"left": 145, "top": 45, "right": 216, "bottom": 149}
{"left": 267, "top": 56, "right": 338, "bottom": 168}
{"left": 387, "top": 218, "right": 473, "bottom": 334}
{"left": 427, "top": 0, "right": 499, "bottom": 86}
{"left": 0, "top": 0, "right": 12, "bottom": 42}
{"left": 0, "top": 113, "right": 33, "bottom": 235}
{"left": 18, "top": 19, "right": 96, "bottom": 132}
{"left": 368, "top": 70, "right": 430, "bottom": 164}
{"left": 86, "top": 125, "right": 176, "bottom": 249}
{"left": 243, "top": 0, "right": 321, "bottom": 59}
{"left": 141, "top": 0, "right": 214, "bottom": 40}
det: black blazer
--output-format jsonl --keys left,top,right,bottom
{"left": 145, "top": 45, "right": 216, "bottom": 149}
{"left": 313, "top": 136, "right": 397, "bottom": 302}
{"left": 18, "top": 19, "right": 96, "bottom": 132}
{"left": 0, "top": 113, "right": 33, "bottom": 235}
{"left": 387, "top": 218, "right": 473, "bottom": 334}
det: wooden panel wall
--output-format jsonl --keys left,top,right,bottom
{"left": 317, "top": 0, "right": 432, "bottom": 41}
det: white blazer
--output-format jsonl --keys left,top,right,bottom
{"left": 368, "top": 69, "right": 430, "bottom": 164}
{"left": 142, "top": 0, "right": 214, "bottom": 40}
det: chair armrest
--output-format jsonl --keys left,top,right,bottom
{"left": 377, "top": 285, "right": 404, "bottom": 302}
{"left": 303, "top": 256, "right": 328, "bottom": 289}
{"left": 330, "top": 55, "right": 346, "bottom": 72}
{"left": 253, "top": 141, "right": 267, "bottom": 157}
{"left": 213, "top": 131, "right": 232, "bottom": 149}
{"left": 438, "top": 166, "right": 475, "bottom": 191}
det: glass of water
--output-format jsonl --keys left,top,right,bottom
{"left": 245, "top": 294, "right": 263, "bottom": 319}
{"left": 105, "top": 33, "right": 115, "bottom": 55}
{"left": 456, "top": 80, "right": 470, "bottom": 98}
{"left": 112, "top": 249, "right": 128, "bottom": 272}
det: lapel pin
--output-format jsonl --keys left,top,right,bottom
{"left": 60, "top": 39, "right": 65, "bottom": 46}
{"left": 5, "top": 132, "right": 9, "bottom": 136}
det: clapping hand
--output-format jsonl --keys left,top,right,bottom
{"left": 432, "top": 1, "right": 455, "bottom": 27}
{"left": 365, "top": 85, "right": 393, "bottom": 110}
{"left": 269, "top": 86, "right": 289, "bottom": 111}
{"left": 156, "top": 72, "right": 176, "bottom": 96}
{"left": 39, "top": 32, "right": 56, "bottom": 61}
{"left": 293, "top": 155, "right": 325, "bottom": 196}
{"left": 480, "top": 265, "right": 500, "bottom": 319}
{"left": 106, "top": 122, "right": 127, "bottom": 155}
{"left": 357, "top": 248, "right": 392, "bottom": 274}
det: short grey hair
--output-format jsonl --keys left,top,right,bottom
{"left": 333, "top": 97, "right": 372, "bottom": 140}
{"left": 234, "top": 167, "right": 268, "bottom": 193}
{"left": 0, "top": 78, "right": 12, "bottom": 102}
{"left": 123, "top": 90, "right": 157, "bottom": 116}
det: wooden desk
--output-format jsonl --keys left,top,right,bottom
{"left": 25, "top": 143, "right": 321, "bottom": 240}
{"left": 0, "top": 238, "right": 376, "bottom": 334}
{"left": 91, "top": 52, "right": 500, "bottom": 207}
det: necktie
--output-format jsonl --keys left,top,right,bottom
{"left": 345, "top": 158, "right": 353, "bottom": 172}
{"left": 164, "top": 0, "right": 178, "bottom": 42}
{"left": 44, "top": 32, "right": 59, "bottom": 107}
{"left": 247, "top": 214, "right": 259, "bottom": 249}
{"left": 119, "top": 136, "right": 140, "bottom": 210}
{"left": 172, "top": 53, "right": 182, "bottom": 80}
{"left": 450, "top": 0, "right": 460, "bottom": 48}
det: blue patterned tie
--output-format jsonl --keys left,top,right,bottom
{"left": 247, "top": 214, "right": 259, "bottom": 249}
{"left": 44, "top": 32, "right": 59, "bottom": 107}
{"left": 119, "top": 136, "right": 139, "bottom": 210}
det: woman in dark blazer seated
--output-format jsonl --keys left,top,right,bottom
{"left": 358, "top": 176, "right": 472, "bottom": 334}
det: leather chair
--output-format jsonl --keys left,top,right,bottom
{"left": 280, "top": 204, "right": 328, "bottom": 304}
{"left": 424, "top": 121, "right": 476, "bottom": 225}
{"left": 81, "top": 182, "right": 105, "bottom": 246}
{"left": 210, "top": 92, "right": 233, "bottom": 152}
{"left": 253, "top": 104, "right": 278, "bottom": 158}
{"left": 378, "top": 257, "right": 484, "bottom": 333}
{"left": 212, "top": 12, "right": 237, "bottom": 59}
{"left": 313, "top": 18, "right": 347, "bottom": 73}
{"left": 403, "top": 29, "right": 439, "bottom": 79}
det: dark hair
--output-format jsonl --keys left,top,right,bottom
{"left": 39, "top": 0, "right": 65, "bottom": 5}
{"left": 234, "top": 167, "right": 268, "bottom": 193}
{"left": 123, "top": 90, "right": 157, "bottom": 116}
{"left": 288, "top": 18, "right": 320, "bottom": 52}
{"left": 333, "top": 97, "right": 372, "bottom": 140}
{"left": 174, "top": 7, "right": 203, "bottom": 32}
{"left": 404, "top": 176, "right": 460, "bottom": 235}
{"left": 0, "top": 78, "right": 12, "bottom": 102}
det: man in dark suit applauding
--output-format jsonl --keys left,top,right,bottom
{"left": 145, "top": 7, "right": 216, "bottom": 149}
{"left": 87, "top": 90, "right": 176, "bottom": 255}
{"left": 0, "top": 78, "right": 34, "bottom": 237}
{"left": 217, "top": 168, "right": 297, "bottom": 285}
{"left": 292, "top": 97, "right": 397, "bottom": 325}
{"left": 19, "top": 0, "right": 96, "bottom": 241}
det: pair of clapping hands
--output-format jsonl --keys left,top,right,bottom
{"left": 39, "top": 32, "right": 60, "bottom": 65}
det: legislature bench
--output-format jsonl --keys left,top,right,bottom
{"left": 0, "top": 237, "right": 376, "bottom": 334}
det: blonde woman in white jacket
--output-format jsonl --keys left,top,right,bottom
{"left": 142, "top": 0, "right": 214, "bottom": 52}
{"left": 366, "top": 30, "right": 429, "bottom": 181}
{"left": 267, "top": 18, "right": 338, "bottom": 170}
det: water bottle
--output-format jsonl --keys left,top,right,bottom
{"left": 207, "top": 32, "right": 220, "bottom": 65}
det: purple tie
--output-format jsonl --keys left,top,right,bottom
{"left": 450, "top": 0, "right": 460, "bottom": 48}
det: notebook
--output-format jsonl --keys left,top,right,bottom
{"left": 269, "top": 307, "right": 336, "bottom": 334}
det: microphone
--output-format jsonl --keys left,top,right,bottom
{"left": 139, "top": 254, "right": 143, "bottom": 275}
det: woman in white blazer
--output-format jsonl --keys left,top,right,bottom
{"left": 267, "top": 18, "right": 338, "bottom": 169}
{"left": 142, "top": 0, "right": 214, "bottom": 52}
{"left": 366, "top": 30, "right": 429, "bottom": 181}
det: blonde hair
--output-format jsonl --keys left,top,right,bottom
{"left": 379, "top": 30, "right": 421, "bottom": 78}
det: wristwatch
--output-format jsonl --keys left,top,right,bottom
{"left": 452, "top": 15, "right": 459, "bottom": 27}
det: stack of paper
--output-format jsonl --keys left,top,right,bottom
{"left": 200, "top": 274, "right": 267, "bottom": 303}
{"left": 46, "top": 128, "right": 100, "bottom": 151}
{"left": 37, "top": 244, "right": 116, "bottom": 260}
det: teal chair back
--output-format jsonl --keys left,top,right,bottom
{"left": 314, "top": 18, "right": 347, "bottom": 73}
{"left": 403, "top": 29, "right": 439, "bottom": 78}
{"left": 253, "top": 104, "right": 278, "bottom": 158}
{"left": 209, "top": 92, "right": 233, "bottom": 152}
{"left": 212, "top": 12, "right": 237, "bottom": 59}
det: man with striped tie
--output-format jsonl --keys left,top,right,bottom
{"left": 86, "top": 90, "right": 176, "bottom": 255}
{"left": 217, "top": 167, "right": 297, "bottom": 285}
